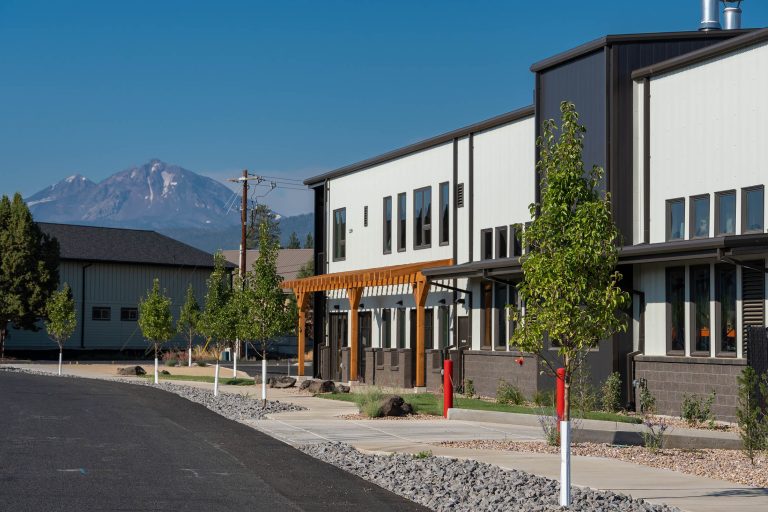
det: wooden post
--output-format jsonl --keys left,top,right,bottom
{"left": 347, "top": 287, "right": 363, "bottom": 382}
{"left": 296, "top": 290, "right": 310, "bottom": 377}
{"left": 412, "top": 275, "right": 429, "bottom": 388}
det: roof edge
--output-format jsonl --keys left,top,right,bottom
{"left": 632, "top": 27, "right": 768, "bottom": 80}
{"left": 304, "top": 105, "right": 534, "bottom": 186}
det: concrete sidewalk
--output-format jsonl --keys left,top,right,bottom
{"left": 6, "top": 363, "right": 768, "bottom": 512}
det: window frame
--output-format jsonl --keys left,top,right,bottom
{"left": 689, "top": 264, "right": 711, "bottom": 356}
{"left": 510, "top": 223, "right": 523, "bottom": 257}
{"left": 120, "top": 307, "right": 138, "bottom": 322}
{"left": 383, "top": 196, "right": 392, "bottom": 254}
{"left": 413, "top": 186, "right": 432, "bottom": 250}
{"left": 665, "top": 266, "right": 686, "bottom": 355}
{"left": 666, "top": 198, "right": 685, "bottom": 241}
{"left": 715, "top": 263, "right": 738, "bottom": 357}
{"left": 480, "top": 228, "right": 493, "bottom": 260}
{"left": 494, "top": 283, "right": 508, "bottom": 349}
{"left": 397, "top": 192, "right": 406, "bottom": 253}
{"left": 332, "top": 207, "right": 346, "bottom": 261}
{"left": 381, "top": 308, "right": 391, "bottom": 348}
{"left": 495, "top": 226, "right": 508, "bottom": 259}
{"left": 689, "top": 194, "right": 710, "bottom": 239}
{"left": 741, "top": 185, "right": 765, "bottom": 234}
{"left": 92, "top": 306, "right": 111, "bottom": 321}
{"left": 439, "top": 181, "right": 449, "bottom": 246}
{"left": 715, "top": 189, "right": 737, "bottom": 236}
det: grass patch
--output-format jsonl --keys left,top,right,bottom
{"left": 141, "top": 374, "right": 254, "bottom": 386}
{"left": 318, "top": 392, "right": 641, "bottom": 424}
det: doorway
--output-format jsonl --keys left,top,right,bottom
{"left": 328, "top": 312, "right": 348, "bottom": 381}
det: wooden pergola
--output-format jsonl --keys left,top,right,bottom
{"left": 283, "top": 258, "right": 453, "bottom": 387}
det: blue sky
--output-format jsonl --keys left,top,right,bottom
{"left": 2, "top": 1, "right": 767, "bottom": 216}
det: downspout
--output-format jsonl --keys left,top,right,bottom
{"left": 80, "top": 263, "right": 92, "bottom": 349}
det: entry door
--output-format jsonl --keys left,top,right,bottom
{"left": 329, "top": 312, "right": 348, "bottom": 381}
{"left": 457, "top": 316, "right": 470, "bottom": 347}
{"left": 358, "top": 312, "right": 372, "bottom": 383}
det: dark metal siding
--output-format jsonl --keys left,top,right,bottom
{"left": 312, "top": 184, "right": 326, "bottom": 378}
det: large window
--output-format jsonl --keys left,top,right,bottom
{"left": 666, "top": 198, "right": 685, "bottom": 241}
{"left": 439, "top": 182, "right": 449, "bottom": 246}
{"left": 716, "top": 264, "right": 737, "bottom": 354}
{"left": 381, "top": 309, "right": 391, "bottom": 348}
{"left": 332, "top": 208, "right": 346, "bottom": 260}
{"left": 690, "top": 265, "right": 710, "bottom": 354}
{"left": 481, "top": 229, "right": 493, "bottom": 260}
{"left": 742, "top": 186, "right": 764, "bottom": 234}
{"left": 413, "top": 186, "right": 432, "bottom": 249}
{"left": 716, "top": 190, "right": 736, "bottom": 235}
{"left": 690, "top": 195, "right": 710, "bottom": 239}
{"left": 383, "top": 196, "right": 392, "bottom": 254}
{"left": 397, "top": 193, "right": 406, "bottom": 252}
{"left": 438, "top": 305, "right": 450, "bottom": 349}
{"left": 666, "top": 266, "right": 685, "bottom": 353}
{"left": 424, "top": 308, "right": 434, "bottom": 350}
{"left": 396, "top": 308, "right": 406, "bottom": 348}
{"left": 482, "top": 282, "right": 492, "bottom": 348}
{"left": 495, "top": 226, "right": 508, "bottom": 259}
{"left": 495, "top": 283, "right": 508, "bottom": 348}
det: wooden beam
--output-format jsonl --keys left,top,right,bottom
{"left": 347, "top": 287, "right": 363, "bottom": 382}
{"left": 412, "top": 275, "right": 430, "bottom": 388}
{"left": 295, "top": 290, "right": 310, "bottom": 377}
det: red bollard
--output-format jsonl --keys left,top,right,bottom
{"left": 556, "top": 367, "right": 566, "bottom": 427}
{"left": 443, "top": 359, "right": 454, "bottom": 417}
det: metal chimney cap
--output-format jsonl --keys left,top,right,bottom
{"left": 700, "top": 0, "right": 721, "bottom": 31}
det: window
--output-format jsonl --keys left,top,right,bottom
{"left": 438, "top": 305, "right": 450, "bottom": 349}
{"left": 742, "top": 186, "right": 764, "bottom": 234}
{"left": 397, "top": 193, "right": 406, "bottom": 252}
{"left": 690, "top": 195, "right": 710, "bottom": 239}
{"left": 495, "top": 283, "right": 508, "bottom": 348}
{"left": 383, "top": 196, "right": 392, "bottom": 254}
{"left": 666, "top": 198, "right": 685, "bottom": 241}
{"left": 439, "top": 182, "right": 449, "bottom": 246}
{"left": 482, "top": 282, "right": 492, "bottom": 348}
{"left": 425, "top": 308, "right": 434, "bottom": 350}
{"left": 413, "top": 186, "right": 432, "bottom": 249}
{"left": 396, "top": 308, "right": 406, "bottom": 348}
{"left": 120, "top": 307, "right": 138, "bottom": 322}
{"left": 716, "top": 190, "right": 736, "bottom": 235}
{"left": 92, "top": 306, "right": 111, "bottom": 321}
{"left": 510, "top": 224, "right": 523, "bottom": 257}
{"left": 381, "top": 309, "right": 391, "bottom": 348}
{"left": 716, "top": 264, "right": 737, "bottom": 354}
{"left": 524, "top": 222, "right": 532, "bottom": 254}
{"left": 666, "top": 267, "right": 685, "bottom": 353}
{"left": 332, "top": 208, "right": 346, "bottom": 260}
{"left": 690, "top": 265, "right": 710, "bottom": 354}
{"left": 495, "top": 226, "right": 508, "bottom": 259}
{"left": 481, "top": 229, "right": 493, "bottom": 260}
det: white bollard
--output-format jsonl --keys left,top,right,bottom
{"left": 58, "top": 350, "right": 63, "bottom": 376}
{"left": 560, "top": 420, "right": 571, "bottom": 507}
{"left": 261, "top": 355, "right": 267, "bottom": 403}
{"left": 214, "top": 361, "right": 220, "bottom": 396}
{"left": 233, "top": 340, "right": 238, "bottom": 378}
{"left": 154, "top": 356, "right": 159, "bottom": 384}
{"left": 188, "top": 347, "right": 192, "bottom": 367}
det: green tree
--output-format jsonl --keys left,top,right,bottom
{"left": 44, "top": 283, "right": 76, "bottom": 376}
{"left": 0, "top": 193, "right": 60, "bottom": 359}
{"left": 177, "top": 284, "right": 201, "bottom": 367}
{"left": 246, "top": 203, "right": 280, "bottom": 249}
{"left": 304, "top": 233, "right": 314, "bottom": 249}
{"left": 287, "top": 231, "right": 301, "bottom": 249}
{"left": 510, "top": 102, "right": 630, "bottom": 506}
{"left": 736, "top": 366, "right": 768, "bottom": 464}
{"left": 198, "top": 252, "right": 233, "bottom": 395}
{"left": 297, "top": 259, "right": 314, "bottom": 279}
{"left": 138, "top": 278, "right": 175, "bottom": 384}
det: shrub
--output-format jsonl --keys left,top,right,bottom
{"left": 570, "top": 363, "right": 598, "bottom": 418}
{"left": 638, "top": 382, "right": 656, "bottom": 415}
{"left": 538, "top": 413, "right": 560, "bottom": 446}
{"left": 681, "top": 391, "right": 716, "bottom": 427}
{"left": 196, "top": 361, "right": 208, "bottom": 367}
{"left": 533, "top": 390, "right": 554, "bottom": 407}
{"left": 601, "top": 372, "right": 622, "bottom": 413}
{"left": 464, "top": 378, "right": 475, "bottom": 398}
{"left": 356, "top": 387, "right": 384, "bottom": 418}
{"left": 496, "top": 380, "right": 525, "bottom": 405}
{"left": 642, "top": 417, "right": 669, "bottom": 453}
{"left": 164, "top": 359, "right": 178, "bottom": 367}
{"left": 413, "top": 450, "right": 433, "bottom": 459}
{"left": 736, "top": 367, "right": 768, "bottom": 465}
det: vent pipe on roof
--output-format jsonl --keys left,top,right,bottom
{"left": 722, "top": 1, "right": 743, "bottom": 30}
{"left": 699, "top": 0, "right": 721, "bottom": 30}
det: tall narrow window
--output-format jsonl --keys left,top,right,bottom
{"left": 397, "top": 193, "right": 406, "bottom": 252}
{"left": 495, "top": 283, "right": 507, "bottom": 348}
{"left": 382, "top": 309, "right": 391, "bottom": 348}
{"left": 439, "top": 182, "right": 449, "bottom": 245}
{"left": 743, "top": 186, "right": 764, "bottom": 234}
{"left": 510, "top": 224, "right": 522, "bottom": 257}
{"left": 332, "top": 208, "right": 346, "bottom": 260}
{"left": 424, "top": 308, "right": 434, "bottom": 350}
{"left": 396, "top": 308, "right": 406, "bottom": 348}
{"left": 413, "top": 186, "right": 432, "bottom": 249}
{"left": 666, "top": 266, "right": 685, "bottom": 353}
{"left": 481, "top": 229, "right": 493, "bottom": 260}
{"left": 438, "top": 305, "right": 450, "bottom": 349}
{"left": 716, "top": 264, "right": 737, "bottom": 354}
{"left": 666, "top": 199, "right": 685, "bottom": 241}
{"left": 482, "top": 282, "right": 492, "bottom": 348}
{"left": 716, "top": 190, "right": 736, "bottom": 235}
{"left": 690, "top": 265, "right": 710, "bottom": 354}
{"left": 495, "top": 226, "right": 508, "bottom": 259}
{"left": 690, "top": 195, "right": 710, "bottom": 239}
{"left": 383, "top": 196, "right": 392, "bottom": 254}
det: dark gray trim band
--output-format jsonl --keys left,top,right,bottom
{"left": 643, "top": 78, "right": 650, "bottom": 244}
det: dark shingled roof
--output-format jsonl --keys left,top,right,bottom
{"left": 38, "top": 223, "right": 225, "bottom": 269}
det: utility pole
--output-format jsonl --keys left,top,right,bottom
{"left": 240, "top": 169, "right": 248, "bottom": 278}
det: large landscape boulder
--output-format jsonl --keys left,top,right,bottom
{"left": 381, "top": 395, "right": 406, "bottom": 417}
{"left": 270, "top": 376, "right": 296, "bottom": 389}
{"left": 336, "top": 384, "right": 350, "bottom": 394}
{"left": 117, "top": 366, "right": 146, "bottom": 376}
{"left": 300, "top": 379, "right": 336, "bottom": 394}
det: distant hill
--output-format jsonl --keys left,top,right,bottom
{"left": 26, "top": 159, "right": 314, "bottom": 253}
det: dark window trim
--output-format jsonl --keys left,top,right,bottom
{"left": 689, "top": 264, "right": 711, "bottom": 357}
{"left": 383, "top": 196, "right": 392, "bottom": 255}
{"left": 715, "top": 189, "right": 737, "bottom": 236}
{"left": 92, "top": 306, "right": 111, "bottom": 321}
{"left": 510, "top": 223, "right": 523, "bottom": 257}
{"left": 494, "top": 226, "right": 508, "bottom": 259}
{"left": 665, "top": 266, "right": 686, "bottom": 356}
{"left": 397, "top": 192, "right": 407, "bottom": 253}
{"left": 413, "top": 186, "right": 432, "bottom": 250}
{"left": 480, "top": 228, "right": 493, "bottom": 261}
{"left": 714, "top": 263, "right": 738, "bottom": 358}
{"left": 689, "top": 193, "right": 710, "bottom": 240}
{"left": 741, "top": 185, "right": 765, "bottom": 234}
{"left": 666, "top": 197, "right": 685, "bottom": 242}
{"left": 439, "top": 181, "right": 450, "bottom": 246}
{"left": 120, "top": 307, "right": 138, "bottom": 322}
{"left": 332, "top": 207, "right": 346, "bottom": 262}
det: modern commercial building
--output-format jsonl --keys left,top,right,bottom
{"left": 287, "top": 7, "right": 767, "bottom": 420}
{"left": 6, "top": 223, "right": 222, "bottom": 353}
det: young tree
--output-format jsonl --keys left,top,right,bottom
{"left": 304, "top": 233, "right": 314, "bottom": 249}
{"left": 296, "top": 259, "right": 314, "bottom": 279}
{"left": 0, "top": 193, "right": 60, "bottom": 359}
{"left": 246, "top": 203, "right": 280, "bottom": 249}
{"left": 177, "top": 284, "right": 201, "bottom": 367}
{"left": 198, "top": 252, "right": 232, "bottom": 396}
{"left": 287, "top": 231, "right": 301, "bottom": 249}
{"left": 736, "top": 366, "right": 768, "bottom": 464}
{"left": 138, "top": 278, "right": 175, "bottom": 384}
{"left": 45, "top": 283, "right": 76, "bottom": 376}
{"left": 511, "top": 102, "right": 630, "bottom": 507}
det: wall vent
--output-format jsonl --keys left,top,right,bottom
{"left": 363, "top": 205, "right": 368, "bottom": 227}
{"left": 457, "top": 183, "right": 465, "bottom": 208}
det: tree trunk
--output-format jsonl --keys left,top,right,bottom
{"left": 58, "top": 348, "right": 63, "bottom": 376}
{"left": 154, "top": 346, "right": 159, "bottom": 385}
{"left": 261, "top": 348, "right": 267, "bottom": 407}
{"left": 214, "top": 360, "right": 220, "bottom": 396}
{"left": 560, "top": 355, "right": 571, "bottom": 507}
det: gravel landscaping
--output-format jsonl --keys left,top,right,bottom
{"left": 439, "top": 440, "right": 768, "bottom": 489}
{"left": 300, "top": 442, "right": 680, "bottom": 512}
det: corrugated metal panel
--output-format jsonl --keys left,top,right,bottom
{"left": 742, "top": 262, "right": 765, "bottom": 343}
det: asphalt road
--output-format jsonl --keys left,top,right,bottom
{"left": 0, "top": 372, "right": 426, "bottom": 512}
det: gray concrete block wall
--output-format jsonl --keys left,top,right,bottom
{"left": 462, "top": 351, "right": 538, "bottom": 399}
{"left": 635, "top": 355, "right": 746, "bottom": 422}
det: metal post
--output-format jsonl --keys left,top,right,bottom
{"left": 443, "top": 359, "right": 453, "bottom": 417}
